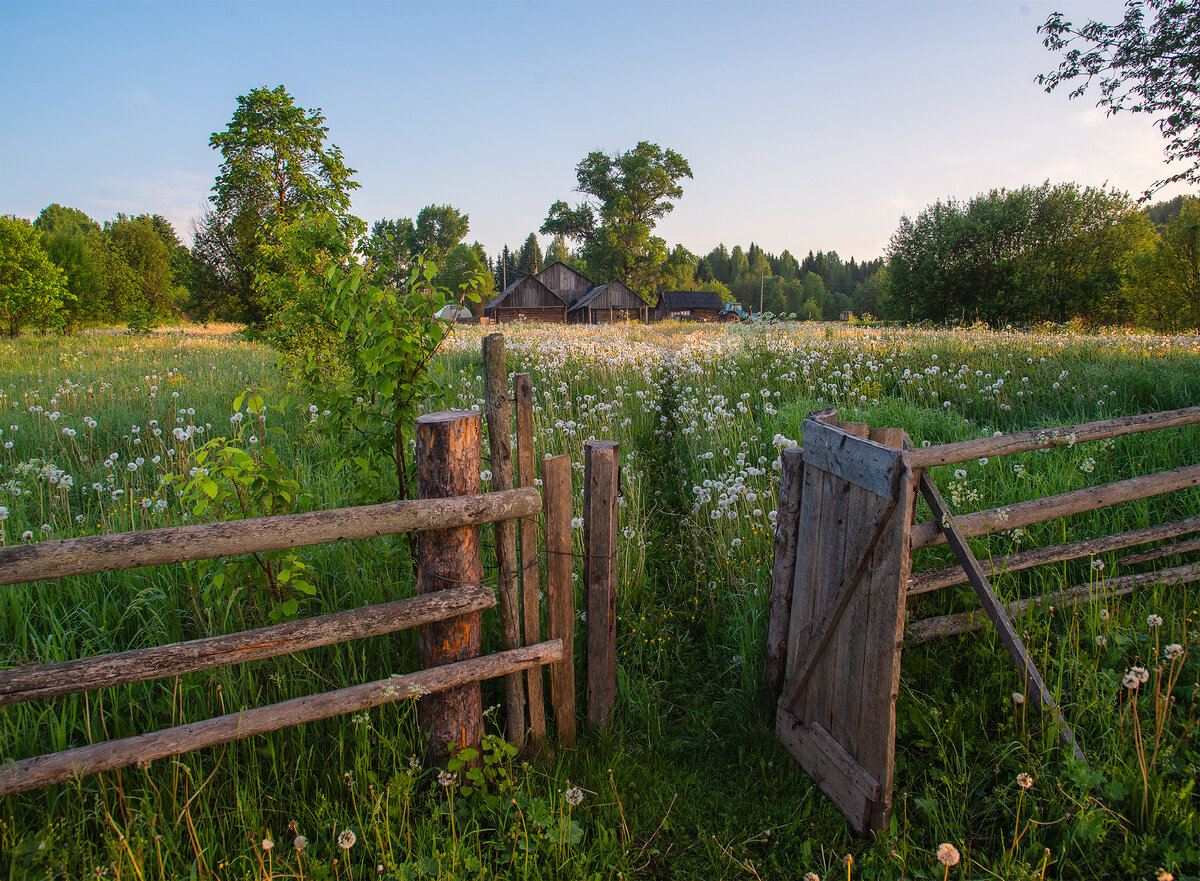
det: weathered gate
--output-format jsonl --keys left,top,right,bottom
{"left": 770, "top": 411, "right": 917, "bottom": 835}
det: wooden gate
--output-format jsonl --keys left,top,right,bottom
{"left": 770, "top": 411, "right": 917, "bottom": 836}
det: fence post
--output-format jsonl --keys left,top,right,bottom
{"left": 542, "top": 453, "right": 576, "bottom": 745}
{"left": 482, "top": 333, "right": 526, "bottom": 746}
{"left": 583, "top": 440, "right": 619, "bottom": 728}
{"left": 416, "top": 410, "right": 484, "bottom": 759}
{"left": 514, "top": 372, "right": 547, "bottom": 746}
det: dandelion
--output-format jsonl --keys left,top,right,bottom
{"left": 565, "top": 786, "right": 584, "bottom": 806}
{"left": 1091, "top": 559, "right": 1105, "bottom": 571}
{"left": 1147, "top": 614, "right": 1163, "bottom": 628}
{"left": 937, "top": 843, "right": 960, "bottom": 867}
{"left": 1100, "top": 608, "right": 1110, "bottom": 620}
{"left": 293, "top": 834, "right": 307, "bottom": 851}
{"left": 571, "top": 517, "right": 584, "bottom": 529}
{"left": 1012, "top": 692, "right": 1025, "bottom": 705}
{"left": 261, "top": 838, "right": 274, "bottom": 851}
{"left": 978, "top": 457, "right": 988, "bottom": 466}
{"left": 336, "top": 829, "right": 356, "bottom": 850}
{"left": 954, "top": 469, "right": 967, "bottom": 480}
{"left": 480, "top": 469, "right": 492, "bottom": 482}
{"left": 804, "top": 874, "right": 820, "bottom": 881}
{"left": 21, "top": 530, "right": 33, "bottom": 542}
{"left": 437, "top": 770, "right": 456, "bottom": 787}
{"left": 1096, "top": 635, "right": 1107, "bottom": 647}
{"left": 0, "top": 506, "right": 7, "bottom": 521}
{"left": 1017, "top": 772, "right": 1033, "bottom": 789}
{"left": 1165, "top": 643, "right": 1184, "bottom": 661}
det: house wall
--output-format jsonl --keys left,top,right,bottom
{"left": 491, "top": 307, "right": 566, "bottom": 323}
{"left": 537, "top": 263, "right": 593, "bottom": 306}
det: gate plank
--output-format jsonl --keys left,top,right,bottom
{"left": 802, "top": 418, "right": 902, "bottom": 499}
{"left": 765, "top": 447, "right": 804, "bottom": 691}
{"left": 777, "top": 710, "right": 880, "bottom": 834}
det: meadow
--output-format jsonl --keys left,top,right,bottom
{"left": 0, "top": 319, "right": 1198, "bottom": 880}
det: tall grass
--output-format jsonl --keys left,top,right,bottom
{"left": 1, "top": 321, "right": 1198, "bottom": 879}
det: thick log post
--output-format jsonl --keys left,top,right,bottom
{"left": 416, "top": 411, "right": 485, "bottom": 759}
{"left": 543, "top": 453, "right": 576, "bottom": 745}
{"left": 514, "top": 372, "right": 547, "bottom": 745}
{"left": 482, "top": 333, "right": 526, "bottom": 746}
{"left": 584, "top": 440, "right": 619, "bottom": 728}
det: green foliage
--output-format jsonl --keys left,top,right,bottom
{"left": 0, "top": 215, "right": 71, "bottom": 337}
{"left": 361, "top": 206, "right": 470, "bottom": 290}
{"left": 170, "top": 388, "right": 312, "bottom": 623}
{"left": 516, "top": 232, "right": 543, "bottom": 276}
{"left": 1128, "top": 196, "right": 1200, "bottom": 331}
{"left": 1039, "top": 0, "right": 1200, "bottom": 194}
{"left": 541, "top": 141, "right": 692, "bottom": 296}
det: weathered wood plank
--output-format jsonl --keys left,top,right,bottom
{"left": 907, "top": 562, "right": 1200, "bottom": 643}
{"left": 801, "top": 418, "right": 902, "bottom": 499}
{"left": 543, "top": 454, "right": 576, "bottom": 745}
{"left": 917, "top": 472, "right": 1087, "bottom": 765}
{"left": 909, "top": 515, "right": 1200, "bottom": 595}
{"left": 765, "top": 447, "right": 804, "bottom": 692}
{"left": 1119, "top": 536, "right": 1200, "bottom": 566}
{"left": 584, "top": 441, "right": 619, "bottom": 728}
{"left": 909, "top": 463, "right": 1200, "bottom": 551}
{"left": 830, "top": 481, "right": 876, "bottom": 759}
{"left": 777, "top": 710, "right": 880, "bottom": 837}
{"left": 514, "top": 373, "right": 546, "bottom": 746}
{"left": 784, "top": 463, "right": 824, "bottom": 695}
{"left": 0, "top": 586, "right": 495, "bottom": 706}
{"left": 905, "top": 406, "right": 1200, "bottom": 469}
{"left": 415, "top": 411, "right": 485, "bottom": 759}
{"left": 483, "top": 334, "right": 526, "bottom": 746}
{"left": 0, "top": 641, "right": 562, "bottom": 797}
{"left": 0, "top": 488, "right": 541, "bottom": 587}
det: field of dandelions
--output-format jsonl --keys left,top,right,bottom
{"left": 1, "top": 319, "right": 1198, "bottom": 880}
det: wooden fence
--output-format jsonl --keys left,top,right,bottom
{"left": 0, "top": 333, "right": 622, "bottom": 797}
{"left": 766, "top": 405, "right": 1200, "bottom": 836}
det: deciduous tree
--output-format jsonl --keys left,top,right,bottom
{"left": 0, "top": 216, "right": 70, "bottom": 336}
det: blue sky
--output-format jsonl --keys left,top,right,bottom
{"left": 0, "top": 0, "right": 1186, "bottom": 263}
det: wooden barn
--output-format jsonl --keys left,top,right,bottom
{"left": 655, "top": 290, "right": 725, "bottom": 322}
{"left": 567, "top": 280, "right": 649, "bottom": 324}
{"left": 484, "top": 275, "right": 568, "bottom": 323}
{"left": 536, "top": 262, "right": 596, "bottom": 306}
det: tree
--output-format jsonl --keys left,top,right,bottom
{"left": 103, "top": 214, "right": 179, "bottom": 317}
{"left": 545, "top": 234, "right": 570, "bottom": 266}
{"left": 0, "top": 216, "right": 70, "bottom": 336}
{"left": 203, "top": 85, "right": 362, "bottom": 323}
{"left": 1038, "top": 1, "right": 1200, "bottom": 194}
{"left": 440, "top": 243, "right": 493, "bottom": 317}
{"left": 411, "top": 205, "right": 469, "bottom": 262}
{"left": 515, "top": 232, "right": 542, "bottom": 276}
{"left": 1128, "top": 196, "right": 1200, "bottom": 329}
{"left": 541, "top": 141, "right": 692, "bottom": 295}
{"left": 36, "top": 204, "right": 104, "bottom": 326}
{"left": 361, "top": 218, "right": 416, "bottom": 288}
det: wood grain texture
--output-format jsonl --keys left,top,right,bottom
{"left": 514, "top": 372, "right": 546, "bottom": 746}
{"left": 765, "top": 447, "right": 804, "bottom": 692}
{"left": 0, "top": 641, "right": 562, "bottom": 797}
{"left": 0, "top": 586, "right": 495, "bottom": 706}
{"left": 0, "top": 488, "right": 541, "bottom": 587}
{"left": 910, "top": 463, "right": 1200, "bottom": 550}
{"left": 909, "top": 515, "right": 1200, "bottom": 595}
{"left": 543, "top": 454, "right": 576, "bottom": 745}
{"left": 483, "top": 334, "right": 526, "bottom": 747}
{"left": 416, "top": 411, "right": 485, "bottom": 759}
{"left": 584, "top": 441, "right": 619, "bottom": 729}
{"left": 777, "top": 710, "right": 880, "bottom": 836}
{"left": 905, "top": 406, "right": 1200, "bottom": 469}
{"left": 801, "top": 418, "right": 902, "bottom": 498}
{"left": 1119, "top": 536, "right": 1200, "bottom": 566}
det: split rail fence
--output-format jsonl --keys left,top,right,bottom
{"left": 0, "top": 333, "right": 622, "bottom": 797}
{"left": 765, "top": 405, "right": 1200, "bottom": 836}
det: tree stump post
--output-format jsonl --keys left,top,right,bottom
{"left": 416, "top": 410, "right": 484, "bottom": 760}
{"left": 583, "top": 440, "right": 619, "bottom": 728}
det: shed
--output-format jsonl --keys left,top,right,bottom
{"left": 567, "top": 280, "right": 649, "bottom": 324}
{"left": 655, "top": 291, "right": 726, "bottom": 322}
{"left": 484, "top": 275, "right": 568, "bottom": 323}
{"left": 536, "top": 262, "right": 596, "bottom": 307}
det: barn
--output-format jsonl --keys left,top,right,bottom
{"left": 567, "top": 279, "right": 649, "bottom": 324}
{"left": 655, "top": 290, "right": 726, "bottom": 322}
{"left": 483, "top": 275, "right": 568, "bottom": 323}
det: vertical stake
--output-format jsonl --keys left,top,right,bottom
{"left": 543, "top": 453, "right": 576, "bottom": 745}
{"left": 514, "top": 373, "right": 547, "bottom": 747}
{"left": 583, "top": 440, "right": 619, "bottom": 728}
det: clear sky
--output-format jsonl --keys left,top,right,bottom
{"left": 0, "top": 0, "right": 1189, "bottom": 264}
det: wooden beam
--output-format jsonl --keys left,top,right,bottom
{"left": 1119, "top": 537, "right": 1200, "bottom": 567}
{"left": 909, "top": 515, "right": 1200, "bottom": 595}
{"left": 801, "top": 418, "right": 903, "bottom": 499}
{"left": 906, "top": 563, "right": 1200, "bottom": 643}
{"left": 917, "top": 473, "right": 1087, "bottom": 765}
{"left": 514, "top": 372, "right": 547, "bottom": 747}
{"left": 910, "top": 464, "right": 1200, "bottom": 551}
{"left": 0, "top": 488, "right": 540, "bottom": 587}
{"left": 0, "top": 641, "right": 562, "bottom": 797}
{"left": 765, "top": 447, "right": 804, "bottom": 692}
{"left": 0, "top": 586, "right": 494, "bottom": 706}
{"left": 905, "top": 406, "right": 1200, "bottom": 469}
{"left": 543, "top": 454, "right": 576, "bottom": 745}
{"left": 584, "top": 441, "right": 619, "bottom": 729}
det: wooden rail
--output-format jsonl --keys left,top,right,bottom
{"left": 904, "top": 405, "right": 1200, "bottom": 469}
{"left": 0, "top": 487, "right": 541, "bottom": 586}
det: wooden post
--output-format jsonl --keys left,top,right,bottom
{"left": 584, "top": 441, "right": 619, "bottom": 728}
{"left": 543, "top": 453, "right": 576, "bottom": 745}
{"left": 416, "top": 411, "right": 485, "bottom": 759}
{"left": 765, "top": 447, "right": 803, "bottom": 692}
{"left": 482, "top": 333, "right": 526, "bottom": 746}
{"left": 514, "top": 373, "right": 547, "bottom": 746}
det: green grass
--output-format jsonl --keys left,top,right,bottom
{"left": 1, "top": 321, "right": 1198, "bottom": 879}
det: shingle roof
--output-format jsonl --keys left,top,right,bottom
{"left": 658, "top": 291, "right": 725, "bottom": 311}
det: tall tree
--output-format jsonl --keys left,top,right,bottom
{"left": 1129, "top": 196, "right": 1200, "bottom": 329}
{"left": 361, "top": 217, "right": 416, "bottom": 288}
{"left": 515, "top": 232, "right": 543, "bottom": 276}
{"left": 411, "top": 205, "right": 469, "bottom": 262}
{"left": 1038, "top": 0, "right": 1200, "bottom": 193}
{"left": 541, "top": 141, "right": 692, "bottom": 295}
{"left": 0, "top": 216, "right": 70, "bottom": 336}
{"left": 545, "top": 234, "right": 570, "bottom": 266}
{"left": 203, "top": 85, "right": 362, "bottom": 323}
{"left": 36, "top": 204, "right": 104, "bottom": 325}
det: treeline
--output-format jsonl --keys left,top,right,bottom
{"left": 885, "top": 183, "right": 1200, "bottom": 330}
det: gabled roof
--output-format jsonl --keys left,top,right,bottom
{"left": 567, "top": 283, "right": 610, "bottom": 312}
{"left": 658, "top": 290, "right": 726, "bottom": 311}
{"left": 536, "top": 261, "right": 597, "bottom": 305}
{"left": 484, "top": 274, "right": 566, "bottom": 310}
{"left": 569, "top": 279, "right": 650, "bottom": 312}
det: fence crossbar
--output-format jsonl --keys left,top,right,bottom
{"left": 0, "top": 487, "right": 541, "bottom": 587}
{"left": 903, "top": 405, "right": 1200, "bottom": 469}
{"left": 0, "top": 585, "right": 495, "bottom": 706}
{"left": 0, "top": 640, "right": 562, "bottom": 797}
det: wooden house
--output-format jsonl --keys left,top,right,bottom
{"left": 536, "top": 262, "right": 596, "bottom": 306}
{"left": 567, "top": 279, "right": 649, "bottom": 324}
{"left": 655, "top": 291, "right": 725, "bottom": 322}
{"left": 483, "top": 275, "right": 568, "bottom": 323}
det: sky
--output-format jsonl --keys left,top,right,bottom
{"left": 0, "top": 0, "right": 1190, "bottom": 265}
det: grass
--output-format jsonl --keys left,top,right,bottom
{"left": 1, "top": 320, "right": 1198, "bottom": 879}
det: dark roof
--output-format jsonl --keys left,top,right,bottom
{"left": 484, "top": 275, "right": 565, "bottom": 310}
{"left": 567, "top": 283, "right": 609, "bottom": 312}
{"left": 658, "top": 291, "right": 725, "bottom": 311}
